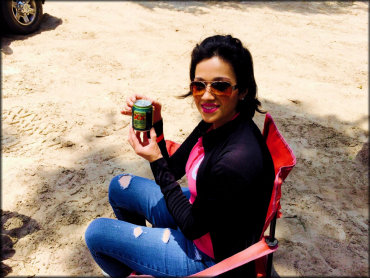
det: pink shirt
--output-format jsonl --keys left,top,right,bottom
{"left": 185, "top": 136, "right": 215, "bottom": 259}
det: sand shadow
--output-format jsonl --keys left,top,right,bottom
{"left": 134, "top": 1, "right": 362, "bottom": 15}
{"left": 1, "top": 13, "right": 63, "bottom": 55}
{"left": 134, "top": 1, "right": 209, "bottom": 15}
{"left": 238, "top": 1, "right": 361, "bottom": 15}
{"left": 1, "top": 210, "right": 41, "bottom": 276}
{"left": 355, "top": 142, "right": 369, "bottom": 167}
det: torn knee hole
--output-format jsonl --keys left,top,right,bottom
{"left": 119, "top": 175, "right": 132, "bottom": 189}
{"left": 162, "top": 228, "right": 170, "bottom": 243}
{"left": 133, "top": 227, "right": 143, "bottom": 238}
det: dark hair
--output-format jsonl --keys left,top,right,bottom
{"left": 180, "top": 34, "right": 265, "bottom": 118}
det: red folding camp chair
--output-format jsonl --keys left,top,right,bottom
{"left": 130, "top": 113, "right": 296, "bottom": 278}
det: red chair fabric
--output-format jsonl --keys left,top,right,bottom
{"left": 261, "top": 113, "right": 296, "bottom": 234}
{"left": 255, "top": 113, "right": 296, "bottom": 277}
{"left": 165, "top": 140, "right": 181, "bottom": 156}
{"left": 129, "top": 113, "right": 296, "bottom": 277}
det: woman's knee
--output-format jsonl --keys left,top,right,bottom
{"left": 85, "top": 218, "right": 138, "bottom": 252}
{"left": 85, "top": 218, "right": 108, "bottom": 250}
{"left": 108, "top": 174, "right": 134, "bottom": 201}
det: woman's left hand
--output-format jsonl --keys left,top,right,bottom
{"left": 128, "top": 127, "right": 163, "bottom": 163}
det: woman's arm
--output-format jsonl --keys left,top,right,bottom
{"left": 150, "top": 149, "right": 264, "bottom": 240}
{"left": 153, "top": 119, "right": 209, "bottom": 180}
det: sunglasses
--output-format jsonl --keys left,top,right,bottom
{"left": 190, "top": 81, "right": 238, "bottom": 97}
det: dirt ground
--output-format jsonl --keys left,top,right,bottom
{"left": 1, "top": 1, "right": 368, "bottom": 277}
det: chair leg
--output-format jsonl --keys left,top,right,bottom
{"left": 266, "top": 252, "right": 273, "bottom": 278}
{"left": 266, "top": 215, "right": 278, "bottom": 278}
{"left": 271, "top": 263, "right": 280, "bottom": 278}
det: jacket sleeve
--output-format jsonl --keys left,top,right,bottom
{"left": 150, "top": 147, "right": 265, "bottom": 240}
{"left": 152, "top": 119, "right": 205, "bottom": 180}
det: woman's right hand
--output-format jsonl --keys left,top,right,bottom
{"left": 121, "top": 94, "right": 162, "bottom": 124}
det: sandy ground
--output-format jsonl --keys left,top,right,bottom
{"left": 1, "top": 1, "right": 368, "bottom": 276}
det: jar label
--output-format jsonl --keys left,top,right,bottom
{"left": 133, "top": 110, "right": 146, "bottom": 130}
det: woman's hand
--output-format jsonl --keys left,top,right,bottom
{"left": 121, "top": 94, "right": 162, "bottom": 124}
{"left": 128, "top": 127, "right": 163, "bottom": 163}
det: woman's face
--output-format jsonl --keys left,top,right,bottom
{"left": 193, "top": 56, "right": 245, "bottom": 129}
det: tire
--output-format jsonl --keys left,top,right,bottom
{"left": 1, "top": 0, "right": 43, "bottom": 34}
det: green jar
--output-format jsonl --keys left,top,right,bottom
{"left": 132, "top": 100, "right": 153, "bottom": 131}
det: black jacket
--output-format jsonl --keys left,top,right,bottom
{"left": 150, "top": 113, "right": 275, "bottom": 277}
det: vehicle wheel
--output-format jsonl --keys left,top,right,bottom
{"left": 1, "top": 0, "right": 43, "bottom": 34}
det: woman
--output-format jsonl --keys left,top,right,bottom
{"left": 85, "top": 35, "right": 275, "bottom": 277}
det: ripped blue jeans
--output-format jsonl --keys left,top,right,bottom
{"left": 85, "top": 174, "right": 215, "bottom": 277}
